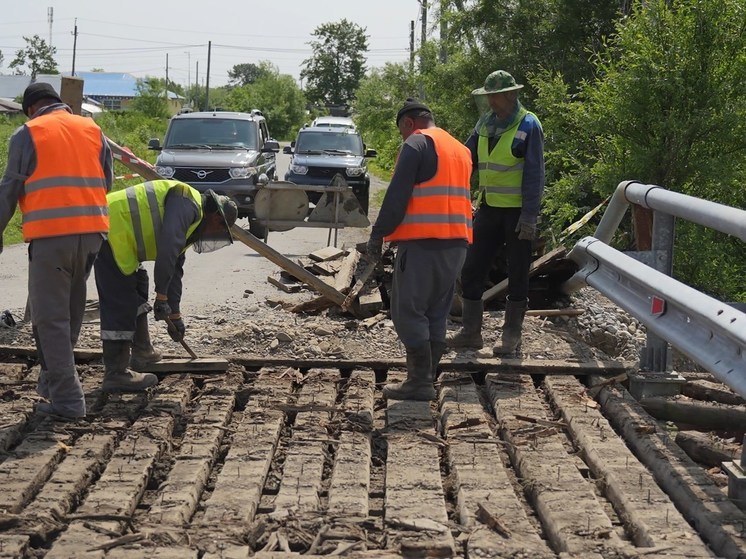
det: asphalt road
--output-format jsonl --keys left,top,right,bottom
{"left": 0, "top": 150, "right": 388, "bottom": 315}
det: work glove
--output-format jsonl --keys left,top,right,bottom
{"left": 365, "top": 236, "right": 383, "bottom": 264}
{"left": 515, "top": 220, "right": 537, "bottom": 241}
{"left": 153, "top": 299, "right": 172, "bottom": 321}
{"left": 167, "top": 318, "right": 186, "bottom": 342}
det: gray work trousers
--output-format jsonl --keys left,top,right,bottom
{"left": 29, "top": 234, "right": 102, "bottom": 416}
{"left": 390, "top": 241, "right": 467, "bottom": 348}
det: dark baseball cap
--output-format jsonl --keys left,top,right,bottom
{"left": 22, "top": 82, "right": 62, "bottom": 116}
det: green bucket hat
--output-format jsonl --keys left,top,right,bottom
{"left": 472, "top": 70, "right": 524, "bottom": 96}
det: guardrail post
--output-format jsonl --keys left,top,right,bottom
{"left": 723, "top": 434, "right": 746, "bottom": 511}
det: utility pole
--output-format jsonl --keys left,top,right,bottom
{"left": 420, "top": 0, "right": 427, "bottom": 67}
{"left": 204, "top": 41, "right": 211, "bottom": 111}
{"left": 439, "top": 0, "right": 448, "bottom": 63}
{"left": 48, "top": 7, "right": 53, "bottom": 47}
{"left": 165, "top": 53, "right": 169, "bottom": 99}
{"left": 184, "top": 51, "right": 191, "bottom": 91}
{"left": 409, "top": 20, "right": 415, "bottom": 72}
{"left": 71, "top": 19, "right": 78, "bottom": 76}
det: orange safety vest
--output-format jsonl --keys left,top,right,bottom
{"left": 385, "top": 127, "right": 473, "bottom": 243}
{"left": 19, "top": 110, "right": 109, "bottom": 241}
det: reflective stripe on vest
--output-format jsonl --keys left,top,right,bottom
{"left": 385, "top": 127, "right": 473, "bottom": 243}
{"left": 20, "top": 110, "right": 109, "bottom": 240}
{"left": 476, "top": 109, "right": 533, "bottom": 208}
{"left": 107, "top": 180, "right": 203, "bottom": 275}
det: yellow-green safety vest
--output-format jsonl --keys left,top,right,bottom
{"left": 476, "top": 108, "right": 538, "bottom": 208}
{"left": 107, "top": 180, "right": 203, "bottom": 275}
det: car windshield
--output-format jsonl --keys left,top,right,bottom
{"left": 295, "top": 131, "right": 363, "bottom": 155}
{"left": 164, "top": 118, "right": 258, "bottom": 149}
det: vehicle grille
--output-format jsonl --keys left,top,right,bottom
{"left": 306, "top": 166, "right": 347, "bottom": 179}
{"left": 173, "top": 168, "right": 231, "bottom": 183}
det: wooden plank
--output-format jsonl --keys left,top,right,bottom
{"left": 675, "top": 431, "right": 741, "bottom": 467}
{"left": 486, "top": 373, "right": 626, "bottom": 556}
{"left": 231, "top": 225, "right": 347, "bottom": 305}
{"left": 146, "top": 379, "right": 237, "bottom": 526}
{"left": 274, "top": 370, "right": 339, "bottom": 512}
{"left": 198, "top": 374, "right": 292, "bottom": 529}
{"left": 384, "top": 374, "right": 455, "bottom": 557}
{"left": 640, "top": 396, "right": 746, "bottom": 430}
{"left": 267, "top": 275, "right": 302, "bottom": 293}
{"left": 439, "top": 373, "right": 554, "bottom": 558}
{"left": 130, "top": 357, "right": 229, "bottom": 373}
{"left": 328, "top": 371, "right": 374, "bottom": 518}
{"left": 682, "top": 379, "right": 745, "bottom": 406}
{"left": 44, "top": 377, "right": 192, "bottom": 559}
{"left": 545, "top": 376, "right": 711, "bottom": 556}
{"left": 482, "top": 246, "right": 567, "bottom": 303}
{"left": 309, "top": 260, "right": 343, "bottom": 276}
{"left": 108, "top": 548, "right": 199, "bottom": 559}
{"left": 309, "top": 246, "right": 346, "bottom": 262}
{"left": 334, "top": 250, "right": 361, "bottom": 292}
{"left": 595, "top": 381, "right": 746, "bottom": 559}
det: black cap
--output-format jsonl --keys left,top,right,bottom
{"left": 22, "top": 82, "right": 62, "bottom": 116}
{"left": 396, "top": 97, "right": 432, "bottom": 125}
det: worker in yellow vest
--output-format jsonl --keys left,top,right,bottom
{"left": 447, "top": 70, "right": 545, "bottom": 354}
{"left": 366, "top": 99, "right": 473, "bottom": 400}
{"left": 94, "top": 180, "right": 237, "bottom": 392}
{"left": 0, "top": 82, "right": 112, "bottom": 420}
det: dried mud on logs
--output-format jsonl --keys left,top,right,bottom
{"left": 594, "top": 382, "right": 746, "bottom": 559}
{"left": 439, "top": 372, "right": 554, "bottom": 558}
{"left": 544, "top": 376, "right": 711, "bottom": 556}
{"left": 640, "top": 396, "right": 746, "bottom": 431}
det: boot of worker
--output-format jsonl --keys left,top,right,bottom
{"left": 102, "top": 340, "right": 159, "bottom": 393}
{"left": 493, "top": 297, "right": 528, "bottom": 355}
{"left": 446, "top": 298, "right": 483, "bottom": 348}
{"left": 130, "top": 313, "right": 162, "bottom": 371}
{"left": 431, "top": 340, "right": 447, "bottom": 383}
{"left": 37, "top": 366, "right": 86, "bottom": 420}
{"left": 383, "top": 342, "right": 435, "bottom": 401}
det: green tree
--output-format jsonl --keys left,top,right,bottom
{"left": 228, "top": 62, "right": 272, "bottom": 87}
{"left": 225, "top": 65, "right": 306, "bottom": 140}
{"left": 301, "top": 19, "right": 368, "bottom": 109}
{"left": 9, "top": 35, "right": 58, "bottom": 78}
{"left": 130, "top": 77, "right": 169, "bottom": 118}
{"left": 0, "top": 50, "right": 4, "bottom": 70}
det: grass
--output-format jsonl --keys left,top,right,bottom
{"left": 368, "top": 161, "right": 393, "bottom": 210}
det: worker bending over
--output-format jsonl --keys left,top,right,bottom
{"left": 94, "top": 180, "right": 237, "bottom": 392}
{"left": 366, "top": 99, "right": 473, "bottom": 401}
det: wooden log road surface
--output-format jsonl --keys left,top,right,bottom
{"left": 0, "top": 359, "right": 744, "bottom": 559}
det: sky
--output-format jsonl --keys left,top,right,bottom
{"left": 0, "top": 0, "right": 425, "bottom": 88}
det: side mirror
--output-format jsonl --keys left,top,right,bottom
{"left": 147, "top": 138, "right": 161, "bottom": 151}
{"left": 365, "top": 149, "right": 378, "bottom": 158}
{"left": 282, "top": 146, "right": 293, "bottom": 154}
{"left": 261, "top": 140, "right": 280, "bottom": 153}
{"left": 290, "top": 140, "right": 296, "bottom": 148}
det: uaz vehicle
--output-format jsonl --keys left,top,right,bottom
{"left": 148, "top": 110, "right": 279, "bottom": 237}
{"left": 284, "top": 125, "right": 376, "bottom": 215}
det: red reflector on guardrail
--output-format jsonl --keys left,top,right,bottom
{"left": 651, "top": 296, "right": 666, "bottom": 317}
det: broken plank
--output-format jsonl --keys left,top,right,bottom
{"left": 309, "top": 246, "right": 346, "bottom": 262}
{"left": 267, "top": 275, "right": 302, "bottom": 293}
{"left": 482, "top": 246, "right": 567, "bottom": 303}
{"left": 231, "top": 225, "right": 347, "bottom": 305}
{"left": 334, "top": 250, "right": 361, "bottom": 292}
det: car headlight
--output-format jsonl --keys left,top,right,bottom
{"left": 155, "top": 166, "right": 174, "bottom": 178}
{"left": 346, "top": 166, "right": 366, "bottom": 177}
{"left": 289, "top": 164, "right": 308, "bottom": 175}
{"left": 229, "top": 167, "right": 257, "bottom": 179}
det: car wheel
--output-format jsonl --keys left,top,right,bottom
{"left": 248, "top": 218, "right": 268, "bottom": 241}
{"left": 353, "top": 184, "right": 370, "bottom": 216}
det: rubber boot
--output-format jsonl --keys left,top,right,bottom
{"left": 493, "top": 298, "right": 528, "bottom": 355}
{"left": 446, "top": 298, "right": 484, "bottom": 349}
{"left": 430, "top": 340, "right": 447, "bottom": 383}
{"left": 38, "top": 366, "right": 86, "bottom": 419}
{"left": 36, "top": 368, "right": 50, "bottom": 399}
{"left": 383, "top": 343, "right": 435, "bottom": 401}
{"left": 130, "top": 313, "right": 162, "bottom": 371}
{"left": 102, "top": 340, "right": 159, "bottom": 393}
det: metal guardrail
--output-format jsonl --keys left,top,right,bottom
{"left": 563, "top": 181, "right": 746, "bottom": 397}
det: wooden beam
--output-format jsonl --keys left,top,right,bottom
{"left": 482, "top": 246, "right": 567, "bottom": 303}
{"left": 267, "top": 276, "right": 301, "bottom": 293}
{"left": 231, "top": 225, "right": 347, "bottom": 306}
{"left": 640, "top": 397, "right": 746, "bottom": 431}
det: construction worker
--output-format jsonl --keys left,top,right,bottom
{"left": 94, "top": 180, "right": 237, "bottom": 392}
{"left": 0, "top": 82, "right": 112, "bottom": 419}
{"left": 448, "top": 70, "right": 545, "bottom": 354}
{"left": 366, "top": 99, "right": 473, "bottom": 401}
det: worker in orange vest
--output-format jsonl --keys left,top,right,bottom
{"left": 0, "top": 82, "right": 112, "bottom": 420}
{"left": 365, "top": 99, "right": 473, "bottom": 400}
